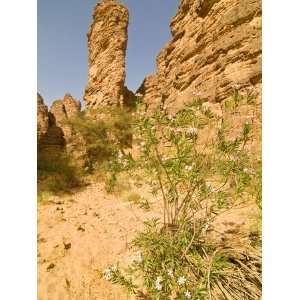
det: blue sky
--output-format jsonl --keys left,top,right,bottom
{"left": 38, "top": 0, "right": 179, "bottom": 106}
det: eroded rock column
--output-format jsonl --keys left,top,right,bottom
{"left": 84, "top": 0, "right": 133, "bottom": 108}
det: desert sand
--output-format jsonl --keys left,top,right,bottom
{"left": 37, "top": 181, "right": 161, "bottom": 300}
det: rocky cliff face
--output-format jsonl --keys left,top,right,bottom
{"left": 37, "top": 93, "right": 50, "bottom": 143}
{"left": 37, "top": 94, "right": 65, "bottom": 154}
{"left": 50, "top": 94, "right": 87, "bottom": 163}
{"left": 37, "top": 93, "right": 86, "bottom": 163}
{"left": 84, "top": 0, "right": 135, "bottom": 109}
{"left": 138, "top": 0, "right": 262, "bottom": 112}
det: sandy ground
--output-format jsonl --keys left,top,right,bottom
{"left": 38, "top": 180, "right": 259, "bottom": 300}
{"left": 38, "top": 182, "right": 161, "bottom": 300}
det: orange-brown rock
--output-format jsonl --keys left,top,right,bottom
{"left": 37, "top": 93, "right": 65, "bottom": 155}
{"left": 137, "top": 0, "right": 262, "bottom": 112}
{"left": 50, "top": 93, "right": 81, "bottom": 137}
{"left": 84, "top": 0, "right": 135, "bottom": 109}
{"left": 49, "top": 94, "right": 87, "bottom": 163}
{"left": 37, "top": 93, "right": 49, "bottom": 143}
{"left": 37, "top": 93, "right": 87, "bottom": 165}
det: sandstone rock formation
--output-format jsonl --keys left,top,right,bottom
{"left": 137, "top": 0, "right": 262, "bottom": 112}
{"left": 37, "top": 93, "right": 86, "bottom": 164}
{"left": 84, "top": 0, "right": 135, "bottom": 109}
{"left": 50, "top": 94, "right": 81, "bottom": 128}
{"left": 37, "top": 93, "right": 49, "bottom": 143}
{"left": 50, "top": 94, "right": 87, "bottom": 163}
{"left": 37, "top": 93, "right": 65, "bottom": 154}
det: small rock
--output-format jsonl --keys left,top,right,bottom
{"left": 38, "top": 237, "right": 47, "bottom": 243}
{"left": 64, "top": 242, "right": 72, "bottom": 250}
{"left": 77, "top": 225, "right": 85, "bottom": 232}
{"left": 46, "top": 263, "right": 55, "bottom": 272}
{"left": 65, "top": 278, "right": 71, "bottom": 289}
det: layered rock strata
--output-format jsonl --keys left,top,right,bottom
{"left": 84, "top": 0, "right": 135, "bottom": 109}
{"left": 137, "top": 0, "right": 262, "bottom": 112}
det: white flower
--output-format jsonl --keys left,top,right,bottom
{"left": 167, "top": 115, "right": 175, "bottom": 121}
{"left": 167, "top": 269, "right": 174, "bottom": 278}
{"left": 228, "top": 155, "right": 237, "bottom": 161}
{"left": 203, "top": 223, "right": 209, "bottom": 233}
{"left": 161, "top": 155, "right": 168, "bottom": 162}
{"left": 134, "top": 251, "right": 143, "bottom": 263}
{"left": 184, "top": 290, "right": 192, "bottom": 299}
{"left": 243, "top": 168, "right": 254, "bottom": 175}
{"left": 206, "top": 182, "right": 217, "bottom": 192}
{"left": 185, "top": 165, "right": 193, "bottom": 171}
{"left": 186, "top": 127, "right": 198, "bottom": 137}
{"left": 177, "top": 276, "right": 186, "bottom": 286}
{"left": 155, "top": 276, "right": 163, "bottom": 290}
{"left": 155, "top": 282, "right": 163, "bottom": 291}
{"left": 140, "top": 141, "right": 146, "bottom": 147}
{"left": 193, "top": 91, "right": 202, "bottom": 96}
{"left": 103, "top": 268, "right": 112, "bottom": 280}
{"left": 233, "top": 83, "right": 240, "bottom": 90}
{"left": 118, "top": 151, "right": 123, "bottom": 159}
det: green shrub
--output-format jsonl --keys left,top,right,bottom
{"left": 37, "top": 151, "right": 82, "bottom": 194}
{"left": 68, "top": 106, "right": 134, "bottom": 173}
{"left": 104, "top": 220, "right": 261, "bottom": 300}
{"left": 102, "top": 91, "right": 262, "bottom": 299}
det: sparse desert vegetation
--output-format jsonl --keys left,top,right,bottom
{"left": 99, "top": 91, "right": 261, "bottom": 299}
{"left": 37, "top": 0, "right": 262, "bottom": 299}
{"left": 38, "top": 90, "right": 261, "bottom": 299}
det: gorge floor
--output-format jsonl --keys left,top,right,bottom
{"left": 37, "top": 181, "right": 161, "bottom": 300}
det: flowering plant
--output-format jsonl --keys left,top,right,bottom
{"left": 102, "top": 92, "right": 262, "bottom": 299}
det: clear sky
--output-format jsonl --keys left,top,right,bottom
{"left": 38, "top": 0, "right": 179, "bottom": 106}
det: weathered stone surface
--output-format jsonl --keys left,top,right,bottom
{"left": 37, "top": 93, "right": 49, "bottom": 143}
{"left": 50, "top": 94, "right": 81, "bottom": 128}
{"left": 49, "top": 94, "right": 87, "bottom": 163}
{"left": 37, "top": 93, "right": 86, "bottom": 164}
{"left": 37, "top": 93, "right": 65, "bottom": 154}
{"left": 137, "top": 0, "right": 262, "bottom": 112}
{"left": 84, "top": 0, "right": 135, "bottom": 109}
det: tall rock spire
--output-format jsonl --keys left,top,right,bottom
{"left": 84, "top": 0, "right": 134, "bottom": 109}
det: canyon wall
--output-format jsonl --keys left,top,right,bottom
{"left": 138, "top": 0, "right": 262, "bottom": 112}
{"left": 84, "top": 0, "right": 135, "bottom": 109}
{"left": 38, "top": 0, "right": 262, "bottom": 161}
